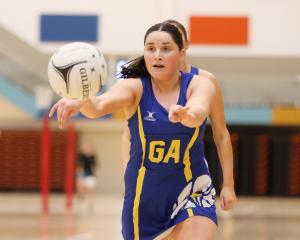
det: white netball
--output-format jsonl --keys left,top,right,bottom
{"left": 48, "top": 42, "right": 107, "bottom": 100}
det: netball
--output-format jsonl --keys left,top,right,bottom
{"left": 48, "top": 42, "right": 107, "bottom": 100}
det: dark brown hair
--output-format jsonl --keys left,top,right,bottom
{"left": 119, "top": 22, "right": 183, "bottom": 79}
{"left": 163, "top": 19, "right": 188, "bottom": 42}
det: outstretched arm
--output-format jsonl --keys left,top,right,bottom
{"left": 49, "top": 78, "right": 141, "bottom": 128}
{"left": 169, "top": 75, "right": 216, "bottom": 128}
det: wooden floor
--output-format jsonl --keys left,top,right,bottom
{"left": 0, "top": 193, "right": 299, "bottom": 240}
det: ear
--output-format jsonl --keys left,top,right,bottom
{"left": 185, "top": 40, "right": 190, "bottom": 50}
{"left": 180, "top": 48, "right": 185, "bottom": 57}
{"left": 179, "top": 49, "right": 185, "bottom": 62}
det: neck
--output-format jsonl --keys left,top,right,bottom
{"left": 151, "top": 73, "right": 181, "bottom": 93}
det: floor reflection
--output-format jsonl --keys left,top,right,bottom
{"left": 0, "top": 194, "right": 299, "bottom": 240}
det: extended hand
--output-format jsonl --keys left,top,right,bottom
{"left": 219, "top": 186, "right": 237, "bottom": 211}
{"left": 168, "top": 104, "right": 190, "bottom": 123}
{"left": 49, "top": 98, "right": 86, "bottom": 129}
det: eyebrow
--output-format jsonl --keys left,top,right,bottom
{"left": 145, "top": 42, "right": 172, "bottom": 45}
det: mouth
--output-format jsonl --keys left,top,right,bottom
{"left": 153, "top": 64, "right": 165, "bottom": 68}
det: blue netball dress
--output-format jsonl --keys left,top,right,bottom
{"left": 190, "top": 66, "right": 199, "bottom": 75}
{"left": 122, "top": 71, "right": 217, "bottom": 240}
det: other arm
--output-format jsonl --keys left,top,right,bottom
{"left": 206, "top": 73, "right": 237, "bottom": 211}
{"left": 169, "top": 75, "right": 216, "bottom": 128}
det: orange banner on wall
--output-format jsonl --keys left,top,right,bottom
{"left": 273, "top": 107, "right": 300, "bottom": 125}
{"left": 189, "top": 16, "right": 249, "bottom": 45}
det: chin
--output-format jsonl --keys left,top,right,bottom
{"left": 150, "top": 69, "right": 169, "bottom": 78}
{"left": 150, "top": 72, "right": 167, "bottom": 81}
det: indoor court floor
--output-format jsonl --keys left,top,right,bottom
{"left": 0, "top": 193, "right": 299, "bottom": 240}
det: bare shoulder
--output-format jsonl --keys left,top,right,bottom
{"left": 198, "top": 68, "right": 221, "bottom": 89}
{"left": 185, "top": 74, "right": 217, "bottom": 108}
{"left": 190, "top": 74, "right": 214, "bottom": 86}
{"left": 198, "top": 69, "right": 215, "bottom": 80}
{"left": 188, "top": 74, "right": 216, "bottom": 95}
{"left": 116, "top": 77, "right": 143, "bottom": 116}
{"left": 126, "top": 77, "right": 143, "bottom": 99}
{"left": 117, "top": 77, "right": 142, "bottom": 89}
{"left": 112, "top": 77, "right": 142, "bottom": 96}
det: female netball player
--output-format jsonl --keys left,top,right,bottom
{"left": 121, "top": 18, "right": 236, "bottom": 212}
{"left": 120, "top": 19, "right": 211, "bottom": 174}
{"left": 49, "top": 22, "right": 236, "bottom": 240}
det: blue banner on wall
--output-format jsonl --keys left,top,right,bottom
{"left": 40, "top": 14, "right": 98, "bottom": 42}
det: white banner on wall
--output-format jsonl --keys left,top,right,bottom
{"left": 0, "top": 0, "right": 299, "bottom": 56}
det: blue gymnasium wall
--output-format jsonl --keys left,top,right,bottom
{"left": 203, "top": 106, "right": 271, "bottom": 125}
{"left": 0, "top": 77, "right": 39, "bottom": 117}
{"left": 40, "top": 14, "right": 98, "bottom": 42}
{"left": 225, "top": 106, "right": 272, "bottom": 125}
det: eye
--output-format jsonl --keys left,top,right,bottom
{"left": 146, "top": 46, "right": 155, "bottom": 52}
{"left": 162, "top": 47, "right": 170, "bottom": 52}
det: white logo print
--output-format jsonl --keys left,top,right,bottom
{"left": 170, "top": 175, "right": 216, "bottom": 220}
{"left": 144, "top": 111, "right": 156, "bottom": 121}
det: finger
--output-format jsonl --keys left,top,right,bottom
{"left": 224, "top": 200, "right": 230, "bottom": 211}
{"left": 169, "top": 114, "right": 179, "bottom": 123}
{"left": 179, "top": 106, "right": 190, "bottom": 113}
{"left": 168, "top": 109, "right": 177, "bottom": 122}
{"left": 60, "top": 107, "right": 70, "bottom": 129}
{"left": 220, "top": 195, "right": 225, "bottom": 210}
{"left": 225, "top": 198, "right": 235, "bottom": 211}
{"left": 228, "top": 197, "right": 236, "bottom": 209}
{"left": 69, "top": 110, "right": 78, "bottom": 118}
{"left": 170, "top": 105, "right": 183, "bottom": 114}
{"left": 56, "top": 104, "right": 64, "bottom": 129}
{"left": 168, "top": 110, "right": 173, "bottom": 121}
{"left": 176, "top": 106, "right": 189, "bottom": 120}
{"left": 61, "top": 107, "right": 76, "bottom": 129}
{"left": 49, "top": 103, "right": 59, "bottom": 118}
{"left": 169, "top": 112, "right": 181, "bottom": 123}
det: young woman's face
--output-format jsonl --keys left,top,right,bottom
{"left": 144, "top": 31, "right": 183, "bottom": 80}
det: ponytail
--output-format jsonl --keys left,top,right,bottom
{"left": 118, "top": 56, "right": 149, "bottom": 79}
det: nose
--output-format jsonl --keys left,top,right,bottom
{"left": 154, "top": 50, "right": 162, "bottom": 60}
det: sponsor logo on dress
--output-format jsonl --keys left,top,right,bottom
{"left": 144, "top": 111, "right": 156, "bottom": 121}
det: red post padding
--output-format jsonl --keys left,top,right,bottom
{"left": 65, "top": 124, "right": 76, "bottom": 209}
{"left": 41, "top": 116, "right": 51, "bottom": 214}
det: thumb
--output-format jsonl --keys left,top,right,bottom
{"left": 220, "top": 194, "right": 225, "bottom": 210}
{"left": 181, "top": 106, "right": 190, "bottom": 112}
